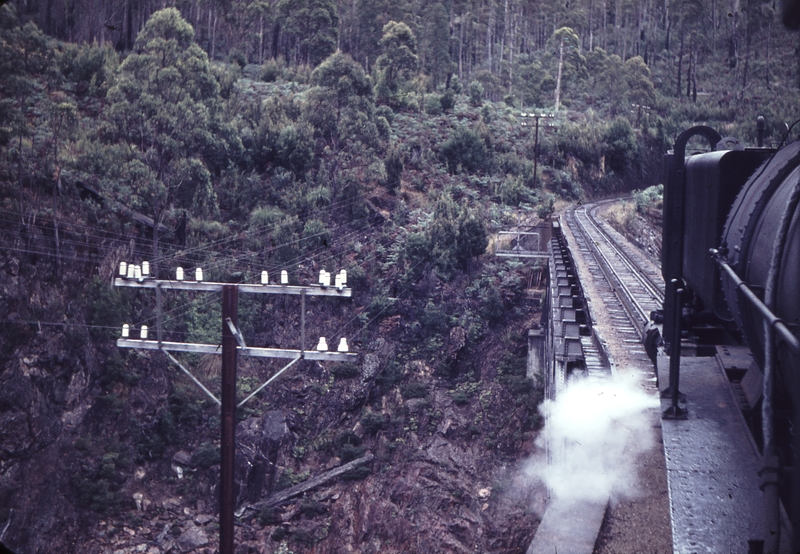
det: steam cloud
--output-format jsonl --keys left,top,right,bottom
{"left": 525, "top": 373, "right": 660, "bottom": 502}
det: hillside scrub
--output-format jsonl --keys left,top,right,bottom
{"left": 1, "top": 1, "right": 798, "bottom": 551}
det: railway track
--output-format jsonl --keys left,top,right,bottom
{"left": 564, "top": 200, "right": 664, "bottom": 368}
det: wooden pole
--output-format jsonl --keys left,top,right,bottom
{"left": 220, "top": 285, "right": 238, "bottom": 554}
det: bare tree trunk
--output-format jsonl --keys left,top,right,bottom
{"left": 728, "top": 0, "right": 739, "bottom": 68}
{"left": 677, "top": 31, "right": 684, "bottom": 96}
{"left": 554, "top": 36, "right": 564, "bottom": 110}
{"left": 500, "top": 0, "right": 509, "bottom": 69}
{"left": 211, "top": 8, "right": 217, "bottom": 60}
{"left": 589, "top": 0, "right": 594, "bottom": 50}
{"left": 508, "top": 8, "right": 517, "bottom": 94}
{"left": 458, "top": 14, "right": 465, "bottom": 81}
{"left": 17, "top": 134, "right": 23, "bottom": 206}
{"left": 259, "top": 14, "right": 264, "bottom": 65}
{"left": 766, "top": 20, "right": 771, "bottom": 89}
{"left": 53, "top": 173, "right": 61, "bottom": 273}
{"left": 486, "top": 3, "right": 494, "bottom": 71}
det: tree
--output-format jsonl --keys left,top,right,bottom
{"left": 549, "top": 27, "right": 585, "bottom": 110}
{"left": 603, "top": 117, "right": 638, "bottom": 173}
{"left": 375, "top": 21, "right": 419, "bottom": 108}
{"left": 307, "top": 50, "right": 377, "bottom": 151}
{"left": 0, "top": 5, "right": 52, "bottom": 183}
{"left": 420, "top": 3, "right": 451, "bottom": 88}
{"left": 277, "top": 0, "right": 339, "bottom": 66}
{"left": 102, "top": 8, "right": 240, "bottom": 271}
{"left": 624, "top": 56, "right": 656, "bottom": 110}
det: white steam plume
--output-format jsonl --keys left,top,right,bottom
{"left": 525, "top": 373, "right": 660, "bottom": 503}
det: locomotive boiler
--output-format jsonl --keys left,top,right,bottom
{"left": 662, "top": 124, "right": 800, "bottom": 552}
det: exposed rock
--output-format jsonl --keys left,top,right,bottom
{"left": 175, "top": 525, "right": 209, "bottom": 552}
{"left": 361, "top": 353, "right": 381, "bottom": 381}
{"left": 447, "top": 326, "right": 467, "bottom": 358}
{"left": 172, "top": 450, "right": 192, "bottom": 466}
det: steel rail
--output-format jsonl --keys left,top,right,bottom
{"left": 567, "top": 201, "right": 663, "bottom": 335}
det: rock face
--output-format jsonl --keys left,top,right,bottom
{"left": 235, "top": 410, "right": 291, "bottom": 503}
{"left": 175, "top": 524, "right": 209, "bottom": 551}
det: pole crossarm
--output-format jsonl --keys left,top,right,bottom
{"left": 116, "top": 338, "right": 357, "bottom": 362}
{"left": 114, "top": 278, "right": 352, "bottom": 297}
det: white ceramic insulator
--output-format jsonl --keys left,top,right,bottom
{"left": 126, "top": 264, "right": 135, "bottom": 279}
{"left": 119, "top": 261, "right": 127, "bottom": 276}
{"left": 142, "top": 261, "right": 150, "bottom": 276}
{"left": 337, "top": 337, "right": 348, "bottom": 352}
{"left": 134, "top": 265, "right": 142, "bottom": 279}
{"left": 122, "top": 324, "right": 130, "bottom": 338}
{"left": 176, "top": 267, "right": 184, "bottom": 281}
{"left": 339, "top": 269, "right": 347, "bottom": 286}
{"left": 195, "top": 268, "right": 203, "bottom": 282}
{"left": 281, "top": 270, "right": 288, "bottom": 284}
{"left": 261, "top": 270, "right": 269, "bottom": 284}
{"left": 140, "top": 325, "right": 148, "bottom": 339}
{"left": 316, "top": 337, "right": 328, "bottom": 351}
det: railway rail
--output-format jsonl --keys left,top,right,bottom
{"left": 563, "top": 200, "right": 664, "bottom": 367}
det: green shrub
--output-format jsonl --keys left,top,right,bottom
{"left": 424, "top": 94, "right": 443, "bottom": 115}
{"left": 450, "top": 381, "right": 480, "bottom": 406}
{"left": 468, "top": 80, "right": 484, "bottom": 106}
{"left": 301, "top": 219, "right": 331, "bottom": 252}
{"left": 86, "top": 277, "right": 127, "bottom": 340}
{"left": 384, "top": 147, "right": 404, "bottom": 193}
{"left": 339, "top": 443, "right": 365, "bottom": 463}
{"left": 400, "top": 381, "right": 428, "bottom": 399}
{"left": 360, "top": 411, "right": 386, "bottom": 434}
{"left": 604, "top": 117, "right": 639, "bottom": 173}
{"left": 440, "top": 89, "right": 456, "bottom": 111}
{"left": 258, "top": 505, "right": 282, "bottom": 526}
{"left": 261, "top": 59, "right": 282, "bottom": 82}
{"left": 499, "top": 175, "right": 534, "bottom": 206}
{"left": 330, "top": 362, "right": 360, "bottom": 380}
{"left": 633, "top": 184, "right": 663, "bottom": 213}
{"left": 192, "top": 442, "right": 221, "bottom": 469}
{"left": 341, "top": 465, "right": 371, "bottom": 480}
{"left": 440, "top": 125, "right": 490, "bottom": 174}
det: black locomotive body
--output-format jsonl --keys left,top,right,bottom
{"left": 662, "top": 125, "right": 800, "bottom": 552}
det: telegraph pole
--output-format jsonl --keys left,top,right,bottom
{"left": 520, "top": 112, "right": 555, "bottom": 188}
{"left": 220, "top": 285, "right": 237, "bottom": 554}
{"left": 114, "top": 266, "right": 356, "bottom": 554}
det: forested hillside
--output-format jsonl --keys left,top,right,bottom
{"left": 1, "top": 0, "right": 800, "bottom": 552}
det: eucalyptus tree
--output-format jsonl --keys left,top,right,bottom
{"left": 375, "top": 21, "right": 420, "bottom": 108}
{"left": 419, "top": 2, "right": 452, "bottom": 88}
{"left": 0, "top": 4, "right": 52, "bottom": 190}
{"left": 102, "top": 8, "right": 241, "bottom": 270}
{"left": 277, "top": 0, "right": 339, "bottom": 66}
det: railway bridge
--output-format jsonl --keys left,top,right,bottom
{"left": 525, "top": 200, "right": 775, "bottom": 554}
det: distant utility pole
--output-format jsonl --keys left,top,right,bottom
{"left": 520, "top": 112, "right": 556, "bottom": 189}
{"left": 630, "top": 103, "right": 652, "bottom": 127}
{"left": 114, "top": 264, "right": 356, "bottom": 554}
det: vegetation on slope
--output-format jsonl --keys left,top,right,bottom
{"left": 1, "top": 0, "right": 799, "bottom": 551}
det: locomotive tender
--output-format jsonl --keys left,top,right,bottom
{"left": 662, "top": 124, "right": 800, "bottom": 552}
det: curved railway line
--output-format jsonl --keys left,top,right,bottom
{"left": 563, "top": 200, "right": 664, "bottom": 370}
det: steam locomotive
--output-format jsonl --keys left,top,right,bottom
{"left": 661, "top": 123, "right": 800, "bottom": 552}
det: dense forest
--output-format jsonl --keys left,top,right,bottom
{"left": 1, "top": 0, "right": 800, "bottom": 552}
